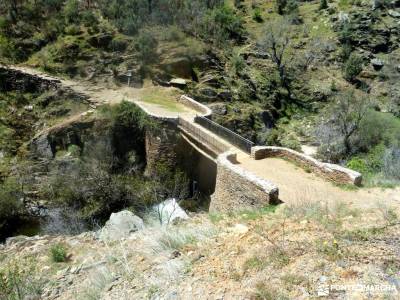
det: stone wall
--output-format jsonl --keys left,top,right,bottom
{"left": 178, "top": 117, "right": 231, "bottom": 155}
{"left": 251, "top": 146, "right": 362, "bottom": 186}
{"left": 178, "top": 95, "right": 212, "bottom": 117}
{"left": 210, "top": 152, "right": 279, "bottom": 212}
{"left": 0, "top": 66, "right": 60, "bottom": 93}
{"left": 144, "top": 121, "right": 180, "bottom": 176}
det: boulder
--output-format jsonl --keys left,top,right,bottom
{"left": 371, "top": 58, "right": 384, "bottom": 70}
{"left": 30, "top": 134, "right": 54, "bottom": 159}
{"left": 208, "top": 103, "right": 227, "bottom": 115}
{"left": 98, "top": 210, "right": 144, "bottom": 241}
{"left": 388, "top": 9, "right": 400, "bottom": 18}
{"left": 169, "top": 78, "right": 187, "bottom": 89}
{"left": 153, "top": 198, "right": 189, "bottom": 225}
{"left": 160, "top": 57, "right": 193, "bottom": 79}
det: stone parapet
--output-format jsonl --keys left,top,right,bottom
{"left": 210, "top": 152, "right": 279, "bottom": 212}
{"left": 251, "top": 146, "right": 362, "bottom": 186}
{"left": 179, "top": 95, "right": 212, "bottom": 117}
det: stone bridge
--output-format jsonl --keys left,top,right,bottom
{"left": 139, "top": 93, "right": 362, "bottom": 212}
{"left": 2, "top": 65, "right": 362, "bottom": 212}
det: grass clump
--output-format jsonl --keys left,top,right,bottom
{"left": 50, "top": 243, "right": 67, "bottom": 263}
{"left": 238, "top": 205, "right": 278, "bottom": 221}
{"left": 0, "top": 259, "right": 44, "bottom": 299}
{"left": 253, "top": 282, "right": 289, "bottom": 300}
{"left": 158, "top": 229, "right": 198, "bottom": 251}
{"left": 243, "top": 255, "right": 268, "bottom": 272}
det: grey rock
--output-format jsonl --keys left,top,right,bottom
{"left": 371, "top": 58, "right": 384, "bottom": 70}
{"left": 169, "top": 78, "right": 187, "bottom": 88}
{"left": 30, "top": 134, "right": 53, "bottom": 159}
{"left": 98, "top": 210, "right": 144, "bottom": 241}
{"left": 208, "top": 103, "right": 227, "bottom": 115}
{"left": 388, "top": 9, "right": 400, "bottom": 18}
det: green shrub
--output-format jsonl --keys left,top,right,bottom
{"left": 275, "top": 0, "right": 287, "bottom": 14}
{"left": 50, "top": 243, "right": 67, "bottom": 262}
{"left": 346, "top": 157, "right": 368, "bottom": 174}
{"left": 319, "top": 0, "right": 328, "bottom": 9}
{"left": 0, "top": 259, "right": 44, "bottom": 299}
{"left": 64, "top": 24, "right": 80, "bottom": 35}
{"left": 110, "top": 35, "right": 128, "bottom": 52}
{"left": 135, "top": 29, "right": 158, "bottom": 64}
{"left": 383, "top": 147, "right": 400, "bottom": 180}
{"left": 0, "top": 178, "right": 23, "bottom": 232}
{"left": 253, "top": 8, "right": 263, "bottom": 22}
{"left": 343, "top": 53, "right": 363, "bottom": 82}
{"left": 63, "top": 0, "right": 81, "bottom": 23}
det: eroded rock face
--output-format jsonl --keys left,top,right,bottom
{"left": 98, "top": 210, "right": 144, "bottom": 241}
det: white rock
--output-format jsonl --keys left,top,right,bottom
{"left": 153, "top": 198, "right": 189, "bottom": 225}
{"left": 228, "top": 224, "right": 249, "bottom": 234}
{"left": 98, "top": 210, "right": 144, "bottom": 241}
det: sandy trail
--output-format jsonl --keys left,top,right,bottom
{"left": 236, "top": 154, "right": 400, "bottom": 210}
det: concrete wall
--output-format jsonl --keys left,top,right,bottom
{"left": 251, "top": 146, "right": 362, "bottom": 186}
{"left": 210, "top": 152, "right": 279, "bottom": 212}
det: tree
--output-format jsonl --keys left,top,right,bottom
{"left": 343, "top": 53, "right": 363, "bottom": 82}
{"left": 260, "top": 19, "right": 294, "bottom": 103}
{"left": 317, "top": 90, "right": 371, "bottom": 159}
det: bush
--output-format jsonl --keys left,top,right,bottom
{"left": 253, "top": 8, "right": 263, "bottom": 22}
{"left": 50, "top": 243, "right": 67, "bottom": 262}
{"left": 0, "top": 259, "right": 44, "bottom": 299}
{"left": 0, "top": 178, "right": 23, "bottom": 232}
{"left": 110, "top": 35, "right": 128, "bottom": 52}
{"left": 383, "top": 147, "right": 400, "bottom": 180}
{"left": 275, "top": 0, "right": 287, "bottom": 14}
{"left": 319, "top": 0, "right": 328, "bottom": 9}
{"left": 343, "top": 53, "right": 363, "bottom": 82}
{"left": 357, "top": 110, "right": 400, "bottom": 152}
{"left": 63, "top": 0, "right": 81, "bottom": 23}
{"left": 135, "top": 29, "right": 158, "bottom": 64}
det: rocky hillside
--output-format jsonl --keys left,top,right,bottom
{"left": 1, "top": 197, "right": 400, "bottom": 299}
{"left": 1, "top": 0, "right": 400, "bottom": 183}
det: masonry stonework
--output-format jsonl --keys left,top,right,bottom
{"left": 251, "top": 146, "right": 362, "bottom": 186}
{"left": 210, "top": 152, "right": 279, "bottom": 212}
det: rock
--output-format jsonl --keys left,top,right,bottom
{"left": 153, "top": 198, "right": 189, "bottom": 225}
{"left": 338, "top": 12, "right": 349, "bottom": 24}
{"left": 169, "top": 78, "right": 187, "bottom": 89}
{"left": 30, "top": 134, "right": 53, "bottom": 159}
{"left": 228, "top": 224, "right": 249, "bottom": 234}
{"left": 160, "top": 57, "right": 193, "bottom": 78}
{"left": 371, "top": 58, "right": 384, "bottom": 70}
{"left": 198, "top": 87, "right": 218, "bottom": 102}
{"left": 98, "top": 210, "right": 144, "bottom": 241}
{"left": 208, "top": 103, "right": 227, "bottom": 115}
{"left": 218, "top": 90, "right": 232, "bottom": 101}
{"left": 5, "top": 235, "right": 29, "bottom": 247}
{"left": 388, "top": 9, "right": 400, "bottom": 18}
{"left": 260, "top": 111, "right": 275, "bottom": 129}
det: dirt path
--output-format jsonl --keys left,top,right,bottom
{"left": 7, "top": 65, "right": 198, "bottom": 117}
{"left": 236, "top": 154, "right": 400, "bottom": 210}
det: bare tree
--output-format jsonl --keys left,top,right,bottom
{"left": 260, "top": 18, "right": 295, "bottom": 104}
{"left": 317, "top": 90, "right": 371, "bottom": 158}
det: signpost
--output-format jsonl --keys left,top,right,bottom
{"left": 126, "top": 70, "right": 132, "bottom": 87}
